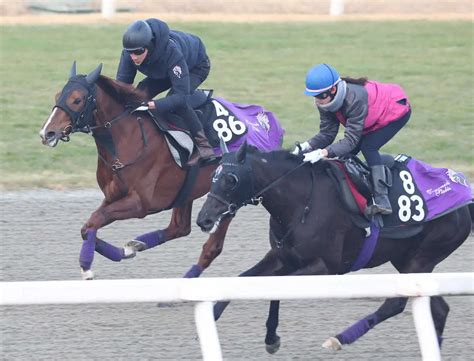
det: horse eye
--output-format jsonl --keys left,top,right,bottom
{"left": 226, "top": 174, "right": 238, "bottom": 188}
{"left": 73, "top": 98, "right": 82, "bottom": 105}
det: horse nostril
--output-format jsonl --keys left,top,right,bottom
{"left": 46, "top": 131, "right": 56, "bottom": 140}
{"left": 198, "top": 218, "right": 214, "bottom": 231}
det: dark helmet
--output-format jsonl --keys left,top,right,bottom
{"left": 122, "top": 20, "right": 153, "bottom": 51}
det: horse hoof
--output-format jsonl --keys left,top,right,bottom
{"left": 81, "top": 269, "right": 95, "bottom": 280}
{"left": 265, "top": 335, "right": 281, "bottom": 354}
{"left": 122, "top": 246, "right": 137, "bottom": 259}
{"left": 322, "top": 337, "right": 342, "bottom": 351}
{"left": 124, "top": 239, "right": 147, "bottom": 252}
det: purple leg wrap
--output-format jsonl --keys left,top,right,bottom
{"left": 184, "top": 264, "right": 203, "bottom": 278}
{"left": 338, "top": 314, "right": 378, "bottom": 344}
{"left": 95, "top": 239, "right": 124, "bottom": 262}
{"left": 136, "top": 230, "right": 166, "bottom": 249}
{"left": 79, "top": 229, "right": 96, "bottom": 270}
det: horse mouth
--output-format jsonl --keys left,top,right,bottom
{"left": 199, "top": 215, "right": 222, "bottom": 234}
{"left": 42, "top": 134, "right": 59, "bottom": 147}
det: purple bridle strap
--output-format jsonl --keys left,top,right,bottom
{"left": 79, "top": 229, "right": 96, "bottom": 271}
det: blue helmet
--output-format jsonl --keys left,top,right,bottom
{"left": 304, "top": 64, "right": 341, "bottom": 96}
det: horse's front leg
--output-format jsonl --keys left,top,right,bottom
{"left": 183, "top": 217, "right": 232, "bottom": 278}
{"left": 123, "top": 201, "right": 193, "bottom": 257}
{"left": 79, "top": 191, "right": 147, "bottom": 279}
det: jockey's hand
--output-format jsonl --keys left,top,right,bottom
{"left": 125, "top": 100, "right": 148, "bottom": 111}
{"left": 292, "top": 141, "right": 312, "bottom": 155}
{"left": 147, "top": 101, "right": 156, "bottom": 110}
{"left": 303, "top": 148, "right": 326, "bottom": 163}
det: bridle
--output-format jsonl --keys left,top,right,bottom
{"left": 208, "top": 160, "right": 308, "bottom": 218}
{"left": 53, "top": 75, "right": 147, "bottom": 172}
{"left": 53, "top": 77, "right": 99, "bottom": 139}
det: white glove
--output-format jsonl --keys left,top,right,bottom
{"left": 292, "top": 141, "right": 312, "bottom": 155}
{"left": 303, "top": 149, "right": 325, "bottom": 163}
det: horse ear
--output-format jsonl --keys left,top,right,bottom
{"left": 85, "top": 63, "right": 103, "bottom": 84}
{"left": 236, "top": 140, "right": 248, "bottom": 163}
{"left": 69, "top": 60, "right": 77, "bottom": 79}
{"left": 219, "top": 136, "right": 229, "bottom": 154}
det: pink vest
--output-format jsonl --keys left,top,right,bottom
{"left": 336, "top": 81, "right": 410, "bottom": 134}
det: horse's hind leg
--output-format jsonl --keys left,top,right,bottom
{"left": 123, "top": 201, "right": 193, "bottom": 258}
{"left": 323, "top": 297, "right": 408, "bottom": 350}
{"left": 431, "top": 296, "right": 449, "bottom": 346}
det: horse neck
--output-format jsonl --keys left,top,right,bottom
{"left": 253, "top": 158, "right": 311, "bottom": 225}
{"left": 92, "top": 85, "right": 168, "bottom": 167}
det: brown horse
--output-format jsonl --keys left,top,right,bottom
{"left": 39, "top": 62, "right": 238, "bottom": 280}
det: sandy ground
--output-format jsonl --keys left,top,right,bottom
{"left": 1, "top": 0, "right": 472, "bottom": 24}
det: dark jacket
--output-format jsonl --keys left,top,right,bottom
{"left": 116, "top": 18, "right": 208, "bottom": 111}
{"left": 308, "top": 83, "right": 368, "bottom": 158}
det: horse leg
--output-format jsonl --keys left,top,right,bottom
{"left": 214, "top": 248, "right": 284, "bottom": 320}
{"left": 322, "top": 297, "right": 408, "bottom": 350}
{"left": 430, "top": 296, "right": 450, "bottom": 347}
{"left": 265, "top": 301, "right": 281, "bottom": 354}
{"left": 184, "top": 217, "right": 233, "bottom": 278}
{"left": 123, "top": 201, "right": 193, "bottom": 258}
{"left": 263, "top": 257, "right": 330, "bottom": 354}
{"left": 79, "top": 192, "right": 147, "bottom": 279}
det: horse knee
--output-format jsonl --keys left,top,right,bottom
{"left": 201, "top": 242, "right": 223, "bottom": 261}
{"left": 175, "top": 226, "right": 191, "bottom": 238}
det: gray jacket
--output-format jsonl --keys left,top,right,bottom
{"left": 308, "top": 83, "right": 368, "bottom": 158}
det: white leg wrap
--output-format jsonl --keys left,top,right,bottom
{"left": 322, "top": 337, "right": 342, "bottom": 350}
{"left": 81, "top": 268, "right": 95, "bottom": 280}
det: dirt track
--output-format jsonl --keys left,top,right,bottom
{"left": 1, "top": 0, "right": 472, "bottom": 24}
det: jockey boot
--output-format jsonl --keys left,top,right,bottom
{"left": 369, "top": 165, "right": 392, "bottom": 215}
{"left": 187, "top": 130, "right": 215, "bottom": 166}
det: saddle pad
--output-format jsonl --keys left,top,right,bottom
{"left": 144, "top": 95, "right": 285, "bottom": 169}
{"left": 382, "top": 154, "right": 472, "bottom": 227}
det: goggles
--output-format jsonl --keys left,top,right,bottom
{"left": 315, "top": 91, "right": 331, "bottom": 100}
{"left": 126, "top": 47, "right": 146, "bottom": 56}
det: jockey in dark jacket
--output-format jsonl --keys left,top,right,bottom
{"left": 116, "top": 18, "right": 214, "bottom": 165}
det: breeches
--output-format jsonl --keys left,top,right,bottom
{"left": 354, "top": 108, "right": 411, "bottom": 166}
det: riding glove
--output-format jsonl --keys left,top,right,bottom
{"left": 303, "top": 149, "right": 325, "bottom": 163}
{"left": 291, "top": 141, "right": 312, "bottom": 155}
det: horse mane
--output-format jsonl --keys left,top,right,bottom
{"left": 247, "top": 145, "right": 302, "bottom": 165}
{"left": 96, "top": 75, "right": 147, "bottom": 104}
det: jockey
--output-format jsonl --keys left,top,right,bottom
{"left": 293, "top": 64, "right": 411, "bottom": 215}
{"left": 116, "top": 18, "right": 214, "bottom": 165}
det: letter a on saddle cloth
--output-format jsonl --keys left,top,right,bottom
{"left": 160, "top": 95, "right": 285, "bottom": 167}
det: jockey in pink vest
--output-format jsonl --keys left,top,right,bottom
{"left": 293, "top": 64, "right": 411, "bottom": 215}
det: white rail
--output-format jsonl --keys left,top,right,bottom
{"left": 1, "top": 273, "right": 473, "bottom": 360}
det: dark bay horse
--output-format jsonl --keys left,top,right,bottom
{"left": 196, "top": 142, "right": 472, "bottom": 354}
{"left": 39, "top": 63, "right": 237, "bottom": 280}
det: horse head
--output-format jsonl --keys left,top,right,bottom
{"left": 39, "top": 61, "right": 102, "bottom": 147}
{"left": 197, "top": 141, "right": 257, "bottom": 233}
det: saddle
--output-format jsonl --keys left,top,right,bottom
{"left": 325, "top": 155, "right": 423, "bottom": 239}
{"left": 136, "top": 90, "right": 285, "bottom": 169}
{"left": 326, "top": 153, "right": 472, "bottom": 238}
